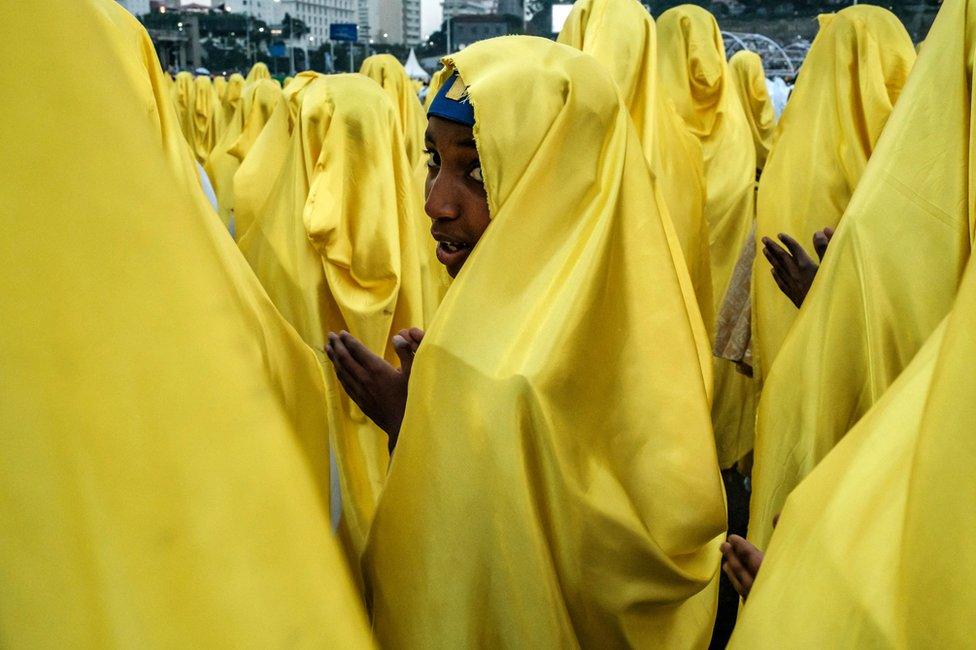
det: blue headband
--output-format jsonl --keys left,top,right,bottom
{"left": 427, "top": 72, "right": 475, "bottom": 127}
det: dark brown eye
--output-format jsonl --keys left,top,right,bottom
{"left": 424, "top": 148, "right": 440, "bottom": 168}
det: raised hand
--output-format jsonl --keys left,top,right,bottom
{"left": 325, "top": 328, "right": 425, "bottom": 452}
{"left": 761, "top": 230, "right": 823, "bottom": 308}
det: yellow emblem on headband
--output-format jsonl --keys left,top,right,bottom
{"left": 445, "top": 76, "right": 468, "bottom": 101}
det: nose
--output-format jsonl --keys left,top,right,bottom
{"left": 424, "top": 169, "right": 460, "bottom": 222}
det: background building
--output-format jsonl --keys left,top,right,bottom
{"left": 451, "top": 13, "right": 521, "bottom": 47}
{"left": 358, "top": 0, "right": 420, "bottom": 45}
{"left": 280, "top": 0, "right": 358, "bottom": 46}
{"left": 443, "top": 0, "right": 495, "bottom": 20}
{"left": 235, "top": 0, "right": 281, "bottom": 22}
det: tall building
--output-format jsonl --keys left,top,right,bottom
{"left": 442, "top": 0, "right": 495, "bottom": 21}
{"left": 280, "top": 0, "right": 359, "bottom": 46}
{"left": 234, "top": 0, "right": 281, "bottom": 23}
{"left": 117, "top": 0, "right": 151, "bottom": 16}
{"left": 358, "top": 0, "right": 418, "bottom": 45}
{"left": 403, "top": 0, "right": 421, "bottom": 44}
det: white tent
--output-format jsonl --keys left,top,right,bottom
{"left": 404, "top": 48, "right": 430, "bottom": 82}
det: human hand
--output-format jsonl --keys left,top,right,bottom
{"left": 720, "top": 534, "right": 765, "bottom": 601}
{"left": 325, "top": 329, "right": 424, "bottom": 452}
{"left": 761, "top": 232, "right": 819, "bottom": 309}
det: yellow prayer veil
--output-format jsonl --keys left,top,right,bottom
{"left": 748, "top": 0, "right": 973, "bottom": 550}
{"left": 0, "top": 2, "right": 371, "bottom": 646}
{"left": 233, "top": 71, "right": 320, "bottom": 240}
{"left": 246, "top": 60, "right": 271, "bottom": 82}
{"left": 364, "top": 36, "right": 726, "bottom": 648}
{"left": 557, "top": 0, "right": 713, "bottom": 354}
{"left": 172, "top": 70, "right": 195, "bottom": 142}
{"left": 238, "top": 74, "right": 424, "bottom": 578}
{"left": 658, "top": 5, "right": 758, "bottom": 467}
{"left": 205, "top": 78, "right": 283, "bottom": 226}
{"left": 190, "top": 74, "right": 217, "bottom": 162}
{"left": 360, "top": 54, "right": 447, "bottom": 323}
{"left": 728, "top": 50, "right": 775, "bottom": 170}
{"left": 216, "top": 71, "right": 245, "bottom": 137}
{"left": 750, "top": 6, "right": 915, "bottom": 384}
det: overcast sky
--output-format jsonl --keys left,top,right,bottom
{"left": 188, "top": 0, "right": 443, "bottom": 39}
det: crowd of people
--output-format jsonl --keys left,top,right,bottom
{"left": 2, "top": 0, "right": 972, "bottom": 646}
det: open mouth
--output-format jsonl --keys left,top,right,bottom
{"left": 434, "top": 239, "right": 473, "bottom": 272}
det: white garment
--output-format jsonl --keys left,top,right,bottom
{"left": 766, "top": 77, "right": 792, "bottom": 120}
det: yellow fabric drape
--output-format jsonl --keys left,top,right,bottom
{"left": 748, "top": 0, "right": 973, "bottom": 550}
{"left": 190, "top": 75, "right": 217, "bottom": 163}
{"left": 360, "top": 54, "right": 448, "bottom": 325}
{"left": 657, "top": 5, "right": 758, "bottom": 467}
{"left": 0, "top": 2, "right": 372, "bottom": 646}
{"left": 238, "top": 75, "right": 424, "bottom": 579}
{"left": 214, "top": 74, "right": 227, "bottom": 97}
{"left": 205, "top": 79, "right": 283, "bottom": 227}
{"left": 730, "top": 316, "right": 948, "bottom": 648}
{"left": 728, "top": 50, "right": 774, "bottom": 171}
{"left": 364, "top": 36, "right": 726, "bottom": 648}
{"left": 750, "top": 7, "right": 915, "bottom": 385}
{"left": 246, "top": 60, "right": 271, "bottom": 83}
{"left": 733, "top": 231, "right": 976, "bottom": 648}
{"left": 215, "top": 72, "right": 245, "bottom": 141}
{"left": 557, "top": 0, "right": 714, "bottom": 372}
{"left": 284, "top": 74, "right": 295, "bottom": 88}
{"left": 233, "top": 71, "right": 319, "bottom": 240}
{"left": 172, "top": 70, "right": 195, "bottom": 142}
{"left": 360, "top": 54, "right": 427, "bottom": 168}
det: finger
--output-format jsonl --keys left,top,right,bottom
{"left": 778, "top": 232, "right": 807, "bottom": 259}
{"left": 407, "top": 327, "right": 426, "bottom": 344}
{"left": 823, "top": 227, "right": 835, "bottom": 240}
{"left": 813, "top": 231, "right": 830, "bottom": 262}
{"left": 764, "top": 241, "right": 802, "bottom": 282}
{"left": 722, "top": 561, "right": 747, "bottom": 598}
{"left": 722, "top": 554, "right": 750, "bottom": 598}
{"left": 329, "top": 333, "right": 371, "bottom": 384}
{"left": 397, "top": 329, "right": 423, "bottom": 352}
{"left": 728, "top": 535, "right": 765, "bottom": 577}
{"left": 326, "top": 343, "right": 367, "bottom": 402}
{"left": 777, "top": 233, "right": 812, "bottom": 275}
{"left": 392, "top": 334, "right": 415, "bottom": 376}
{"left": 340, "top": 331, "right": 387, "bottom": 373}
{"left": 726, "top": 548, "right": 756, "bottom": 594}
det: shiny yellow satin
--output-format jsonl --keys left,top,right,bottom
{"left": 557, "top": 0, "right": 713, "bottom": 367}
{"left": 364, "top": 36, "right": 726, "bottom": 647}
{"left": 214, "top": 74, "right": 227, "bottom": 99}
{"left": 238, "top": 75, "right": 424, "bottom": 578}
{"left": 191, "top": 75, "right": 217, "bottom": 162}
{"left": 233, "top": 71, "right": 319, "bottom": 240}
{"left": 658, "top": 5, "right": 758, "bottom": 467}
{"left": 748, "top": 0, "right": 973, "bottom": 550}
{"left": 728, "top": 50, "right": 774, "bottom": 170}
{"left": 360, "top": 54, "right": 427, "bottom": 167}
{"left": 0, "top": 3, "right": 371, "bottom": 646}
{"left": 205, "top": 79, "right": 283, "bottom": 227}
{"left": 730, "top": 316, "right": 948, "bottom": 648}
{"left": 246, "top": 61, "right": 271, "bottom": 83}
{"left": 750, "top": 7, "right": 915, "bottom": 385}
{"left": 172, "top": 70, "right": 195, "bottom": 142}
{"left": 361, "top": 54, "right": 449, "bottom": 326}
{"left": 216, "top": 72, "right": 245, "bottom": 141}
